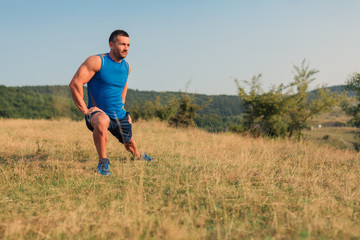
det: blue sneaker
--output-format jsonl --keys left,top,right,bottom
{"left": 97, "top": 158, "right": 111, "bottom": 175}
{"left": 140, "top": 153, "right": 153, "bottom": 162}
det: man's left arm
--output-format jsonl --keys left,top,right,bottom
{"left": 122, "top": 82, "right": 128, "bottom": 105}
{"left": 122, "top": 64, "right": 131, "bottom": 105}
{"left": 123, "top": 64, "right": 132, "bottom": 123}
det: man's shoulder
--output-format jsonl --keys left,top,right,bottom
{"left": 84, "top": 55, "right": 103, "bottom": 72}
{"left": 88, "top": 54, "right": 107, "bottom": 61}
{"left": 96, "top": 53, "right": 108, "bottom": 61}
{"left": 86, "top": 55, "right": 102, "bottom": 62}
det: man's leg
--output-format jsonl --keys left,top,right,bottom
{"left": 109, "top": 113, "right": 153, "bottom": 161}
{"left": 90, "top": 112, "right": 110, "bottom": 161}
{"left": 124, "top": 137, "right": 140, "bottom": 159}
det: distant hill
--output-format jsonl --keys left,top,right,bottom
{"left": 0, "top": 85, "right": 80, "bottom": 120}
{"left": 0, "top": 84, "right": 354, "bottom": 131}
{"left": 16, "top": 85, "right": 244, "bottom": 116}
{"left": 0, "top": 85, "right": 244, "bottom": 131}
{"left": 312, "top": 85, "right": 356, "bottom": 96}
{"left": 325, "top": 85, "right": 346, "bottom": 93}
{"left": 125, "top": 89, "right": 244, "bottom": 116}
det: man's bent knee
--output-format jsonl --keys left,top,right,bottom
{"left": 91, "top": 113, "right": 110, "bottom": 130}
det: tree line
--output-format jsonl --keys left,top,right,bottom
{"left": 0, "top": 85, "right": 243, "bottom": 131}
{"left": 1, "top": 60, "right": 359, "bottom": 141}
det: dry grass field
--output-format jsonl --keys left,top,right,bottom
{"left": 308, "top": 107, "right": 352, "bottom": 128}
{"left": 0, "top": 118, "right": 359, "bottom": 239}
{"left": 306, "top": 107, "right": 360, "bottom": 151}
{"left": 304, "top": 127, "right": 359, "bottom": 151}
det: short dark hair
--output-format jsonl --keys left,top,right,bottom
{"left": 109, "top": 30, "right": 129, "bottom": 43}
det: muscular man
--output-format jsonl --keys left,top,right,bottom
{"left": 69, "top": 29, "right": 153, "bottom": 175}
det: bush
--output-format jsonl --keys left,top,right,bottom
{"left": 168, "top": 93, "right": 201, "bottom": 128}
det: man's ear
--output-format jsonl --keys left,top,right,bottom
{"left": 109, "top": 41, "right": 114, "bottom": 49}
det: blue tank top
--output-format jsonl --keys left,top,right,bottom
{"left": 87, "top": 53, "right": 129, "bottom": 119}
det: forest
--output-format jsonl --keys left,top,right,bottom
{"left": 0, "top": 66, "right": 358, "bottom": 136}
{"left": 0, "top": 85, "right": 244, "bottom": 132}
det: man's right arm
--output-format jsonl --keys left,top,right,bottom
{"left": 69, "top": 56, "right": 101, "bottom": 115}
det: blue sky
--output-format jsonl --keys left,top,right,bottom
{"left": 0, "top": 0, "right": 359, "bottom": 95}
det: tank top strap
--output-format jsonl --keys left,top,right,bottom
{"left": 97, "top": 53, "right": 107, "bottom": 68}
{"left": 124, "top": 60, "right": 129, "bottom": 73}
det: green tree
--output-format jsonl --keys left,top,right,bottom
{"left": 235, "top": 74, "right": 289, "bottom": 137}
{"left": 128, "top": 95, "right": 178, "bottom": 121}
{"left": 129, "top": 101, "right": 156, "bottom": 121}
{"left": 235, "top": 60, "right": 339, "bottom": 140}
{"left": 342, "top": 72, "right": 360, "bottom": 127}
{"left": 168, "top": 93, "right": 202, "bottom": 128}
{"left": 286, "top": 60, "right": 338, "bottom": 140}
{"left": 154, "top": 95, "right": 178, "bottom": 121}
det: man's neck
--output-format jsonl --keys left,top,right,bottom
{"left": 108, "top": 52, "right": 124, "bottom": 63}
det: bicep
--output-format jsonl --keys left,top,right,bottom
{"left": 71, "top": 56, "right": 101, "bottom": 85}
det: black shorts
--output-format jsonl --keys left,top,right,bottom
{"left": 85, "top": 111, "right": 133, "bottom": 144}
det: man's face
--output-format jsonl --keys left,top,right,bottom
{"left": 109, "top": 36, "right": 130, "bottom": 61}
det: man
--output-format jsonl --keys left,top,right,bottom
{"left": 69, "top": 29, "right": 153, "bottom": 176}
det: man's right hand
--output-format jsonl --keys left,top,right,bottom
{"left": 85, "top": 107, "right": 103, "bottom": 116}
